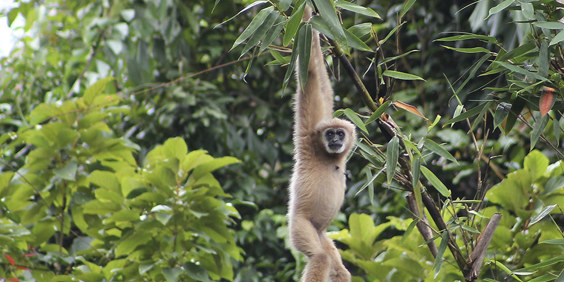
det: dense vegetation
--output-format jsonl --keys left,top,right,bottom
{"left": 0, "top": 0, "right": 563, "bottom": 281}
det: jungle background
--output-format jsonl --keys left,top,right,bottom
{"left": 0, "top": 0, "right": 563, "bottom": 281}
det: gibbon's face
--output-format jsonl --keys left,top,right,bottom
{"left": 323, "top": 127, "right": 348, "bottom": 154}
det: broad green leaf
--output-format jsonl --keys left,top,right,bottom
{"left": 298, "top": 23, "right": 312, "bottom": 90}
{"left": 383, "top": 70, "right": 424, "bottom": 81}
{"left": 231, "top": 7, "right": 273, "bottom": 51}
{"left": 420, "top": 166, "right": 451, "bottom": 197}
{"left": 336, "top": 0, "right": 381, "bottom": 19}
{"left": 283, "top": 2, "right": 305, "bottom": 46}
{"left": 550, "top": 30, "right": 564, "bottom": 46}
{"left": 487, "top": 0, "right": 515, "bottom": 18}
{"left": 524, "top": 150, "right": 548, "bottom": 181}
{"left": 441, "top": 45, "right": 491, "bottom": 54}
{"left": 115, "top": 231, "right": 152, "bottom": 257}
{"left": 343, "top": 108, "right": 368, "bottom": 134}
{"left": 424, "top": 139, "right": 457, "bottom": 163}
{"left": 386, "top": 136, "right": 399, "bottom": 184}
{"left": 29, "top": 103, "right": 60, "bottom": 125}
{"left": 365, "top": 100, "right": 391, "bottom": 125}
{"left": 192, "top": 156, "right": 240, "bottom": 180}
{"left": 90, "top": 171, "right": 120, "bottom": 191}
{"left": 54, "top": 160, "right": 78, "bottom": 181}
{"left": 163, "top": 137, "right": 188, "bottom": 160}
{"left": 84, "top": 77, "right": 114, "bottom": 106}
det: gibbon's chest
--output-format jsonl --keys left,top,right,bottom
{"left": 305, "top": 162, "right": 347, "bottom": 230}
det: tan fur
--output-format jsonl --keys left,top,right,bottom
{"left": 287, "top": 5, "right": 356, "bottom": 282}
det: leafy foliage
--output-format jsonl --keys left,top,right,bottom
{"left": 0, "top": 79, "right": 241, "bottom": 280}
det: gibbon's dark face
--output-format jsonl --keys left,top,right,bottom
{"left": 323, "top": 128, "right": 347, "bottom": 154}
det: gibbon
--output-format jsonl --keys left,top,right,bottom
{"left": 287, "top": 5, "right": 356, "bottom": 282}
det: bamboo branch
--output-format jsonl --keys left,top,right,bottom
{"left": 465, "top": 213, "right": 502, "bottom": 281}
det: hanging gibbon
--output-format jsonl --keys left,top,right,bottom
{"left": 287, "top": 5, "right": 356, "bottom": 282}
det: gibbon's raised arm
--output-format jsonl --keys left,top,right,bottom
{"left": 287, "top": 4, "right": 355, "bottom": 282}
{"left": 294, "top": 6, "right": 334, "bottom": 137}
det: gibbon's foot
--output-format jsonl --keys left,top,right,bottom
{"left": 330, "top": 266, "right": 351, "bottom": 282}
{"left": 301, "top": 253, "right": 331, "bottom": 282}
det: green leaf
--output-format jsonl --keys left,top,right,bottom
{"left": 520, "top": 2, "right": 534, "bottom": 20}
{"left": 259, "top": 15, "right": 286, "bottom": 53}
{"left": 487, "top": 0, "right": 515, "bottom": 18}
{"left": 550, "top": 30, "right": 564, "bottom": 46}
{"left": 441, "top": 45, "right": 492, "bottom": 54}
{"left": 444, "top": 102, "right": 490, "bottom": 127}
{"left": 434, "top": 231, "right": 449, "bottom": 278}
{"left": 533, "top": 21, "right": 564, "bottom": 30}
{"left": 54, "top": 160, "right": 78, "bottom": 181}
{"left": 493, "top": 61, "right": 547, "bottom": 82}
{"left": 84, "top": 77, "right": 114, "bottom": 106}
{"left": 365, "top": 100, "right": 391, "bottom": 125}
{"left": 436, "top": 33, "right": 497, "bottom": 44}
{"left": 192, "top": 156, "right": 240, "bottom": 180}
{"left": 343, "top": 108, "right": 368, "bottom": 134}
{"left": 283, "top": 2, "right": 305, "bottom": 46}
{"left": 412, "top": 155, "right": 421, "bottom": 190}
{"left": 217, "top": 1, "right": 267, "bottom": 27}
{"left": 115, "top": 231, "right": 152, "bottom": 257}
{"left": 386, "top": 136, "right": 399, "bottom": 184}
{"left": 400, "top": 0, "right": 417, "bottom": 18}
{"left": 231, "top": 7, "right": 273, "bottom": 52}
{"left": 530, "top": 115, "right": 548, "bottom": 150}
{"left": 420, "top": 166, "right": 451, "bottom": 197}
{"left": 29, "top": 103, "right": 60, "bottom": 125}
{"left": 240, "top": 9, "right": 280, "bottom": 56}
{"left": 424, "top": 139, "right": 457, "bottom": 164}
{"left": 315, "top": 0, "right": 348, "bottom": 51}
{"left": 529, "top": 204, "right": 556, "bottom": 227}
{"left": 344, "top": 28, "right": 372, "bottom": 52}
{"left": 336, "top": 0, "right": 381, "bottom": 19}
{"left": 382, "top": 70, "right": 424, "bottom": 81}
{"left": 298, "top": 23, "right": 312, "bottom": 90}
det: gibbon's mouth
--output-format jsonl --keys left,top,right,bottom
{"left": 328, "top": 144, "right": 342, "bottom": 151}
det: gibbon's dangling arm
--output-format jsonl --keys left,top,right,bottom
{"left": 294, "top": 5, "right": 335, "bottom": 137}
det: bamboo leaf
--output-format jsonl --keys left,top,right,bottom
{"left": 424, "top": 139, "right": 457, "bottom": 163}
{"left": 530, "top": 114, "right": 548, "bottom": 150}
{"left": 365, "top": 100, "right": 392, "bottom": 125}
{"left": 231, "top": 7, "right": 273, "bottom": 51}
{"left": 550, "top": 30, "right": 564, "bottom": 46}
{"left": 283, "top": 2, "right": 305, "bottom": 46}
{"left": 336, "top": 0, "right": 381, "bottom": 19}
{"left": 298, "top": 23, "right": 312, "bottom": 90}
{"left": 420, "top": 166, "right": 451, "bottom": 197}
{"left": 314, "top": 0, "right": 348, "bottom": 50}
{"left": 441, "top": 45, "right": 492, "bottom": 54}
{"left": 343, "top": 108, "right": 368, "bottom": 134}
{"left": 487, "top": 0, "right": 515, "bottom": 19}
{"left": 383, "top": 70, "right": 425, "bottom": 81}
{"left": 444, "top": 102, "right": 489, "bottom": 127}
{"left": 433, "top": 231, "right": 449, "bottom": 278}
{"left": 400, "top": 0, "right": 417, "bottom": 19}
{"left": 529, "top": 204, "right": 557, "bottom": 226}
{"left": 493, "top": 61, "right": 547, "bottom": 82}
{"left": 386, "top": 136, "right": 399, "bottom": 184}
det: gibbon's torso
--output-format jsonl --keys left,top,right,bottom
{"left": 289, "top": 132, "right": 347, "bottom": 232}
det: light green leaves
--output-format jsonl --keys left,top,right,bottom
{"left": 383, "top": 70, "right": 424, "bottom": 81}
{"left": 420, "top": 166, "right": 451, "bottom": 197}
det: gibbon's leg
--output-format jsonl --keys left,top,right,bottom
{"left": 290, "top": 215, "right": 331, "bottom": 282}
{"left": 321, "top": 235, "right": 351, "bottom": 282}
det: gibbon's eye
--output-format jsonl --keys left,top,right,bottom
{"left": 325, "top": 129, "right": 335, "bottom": 139}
